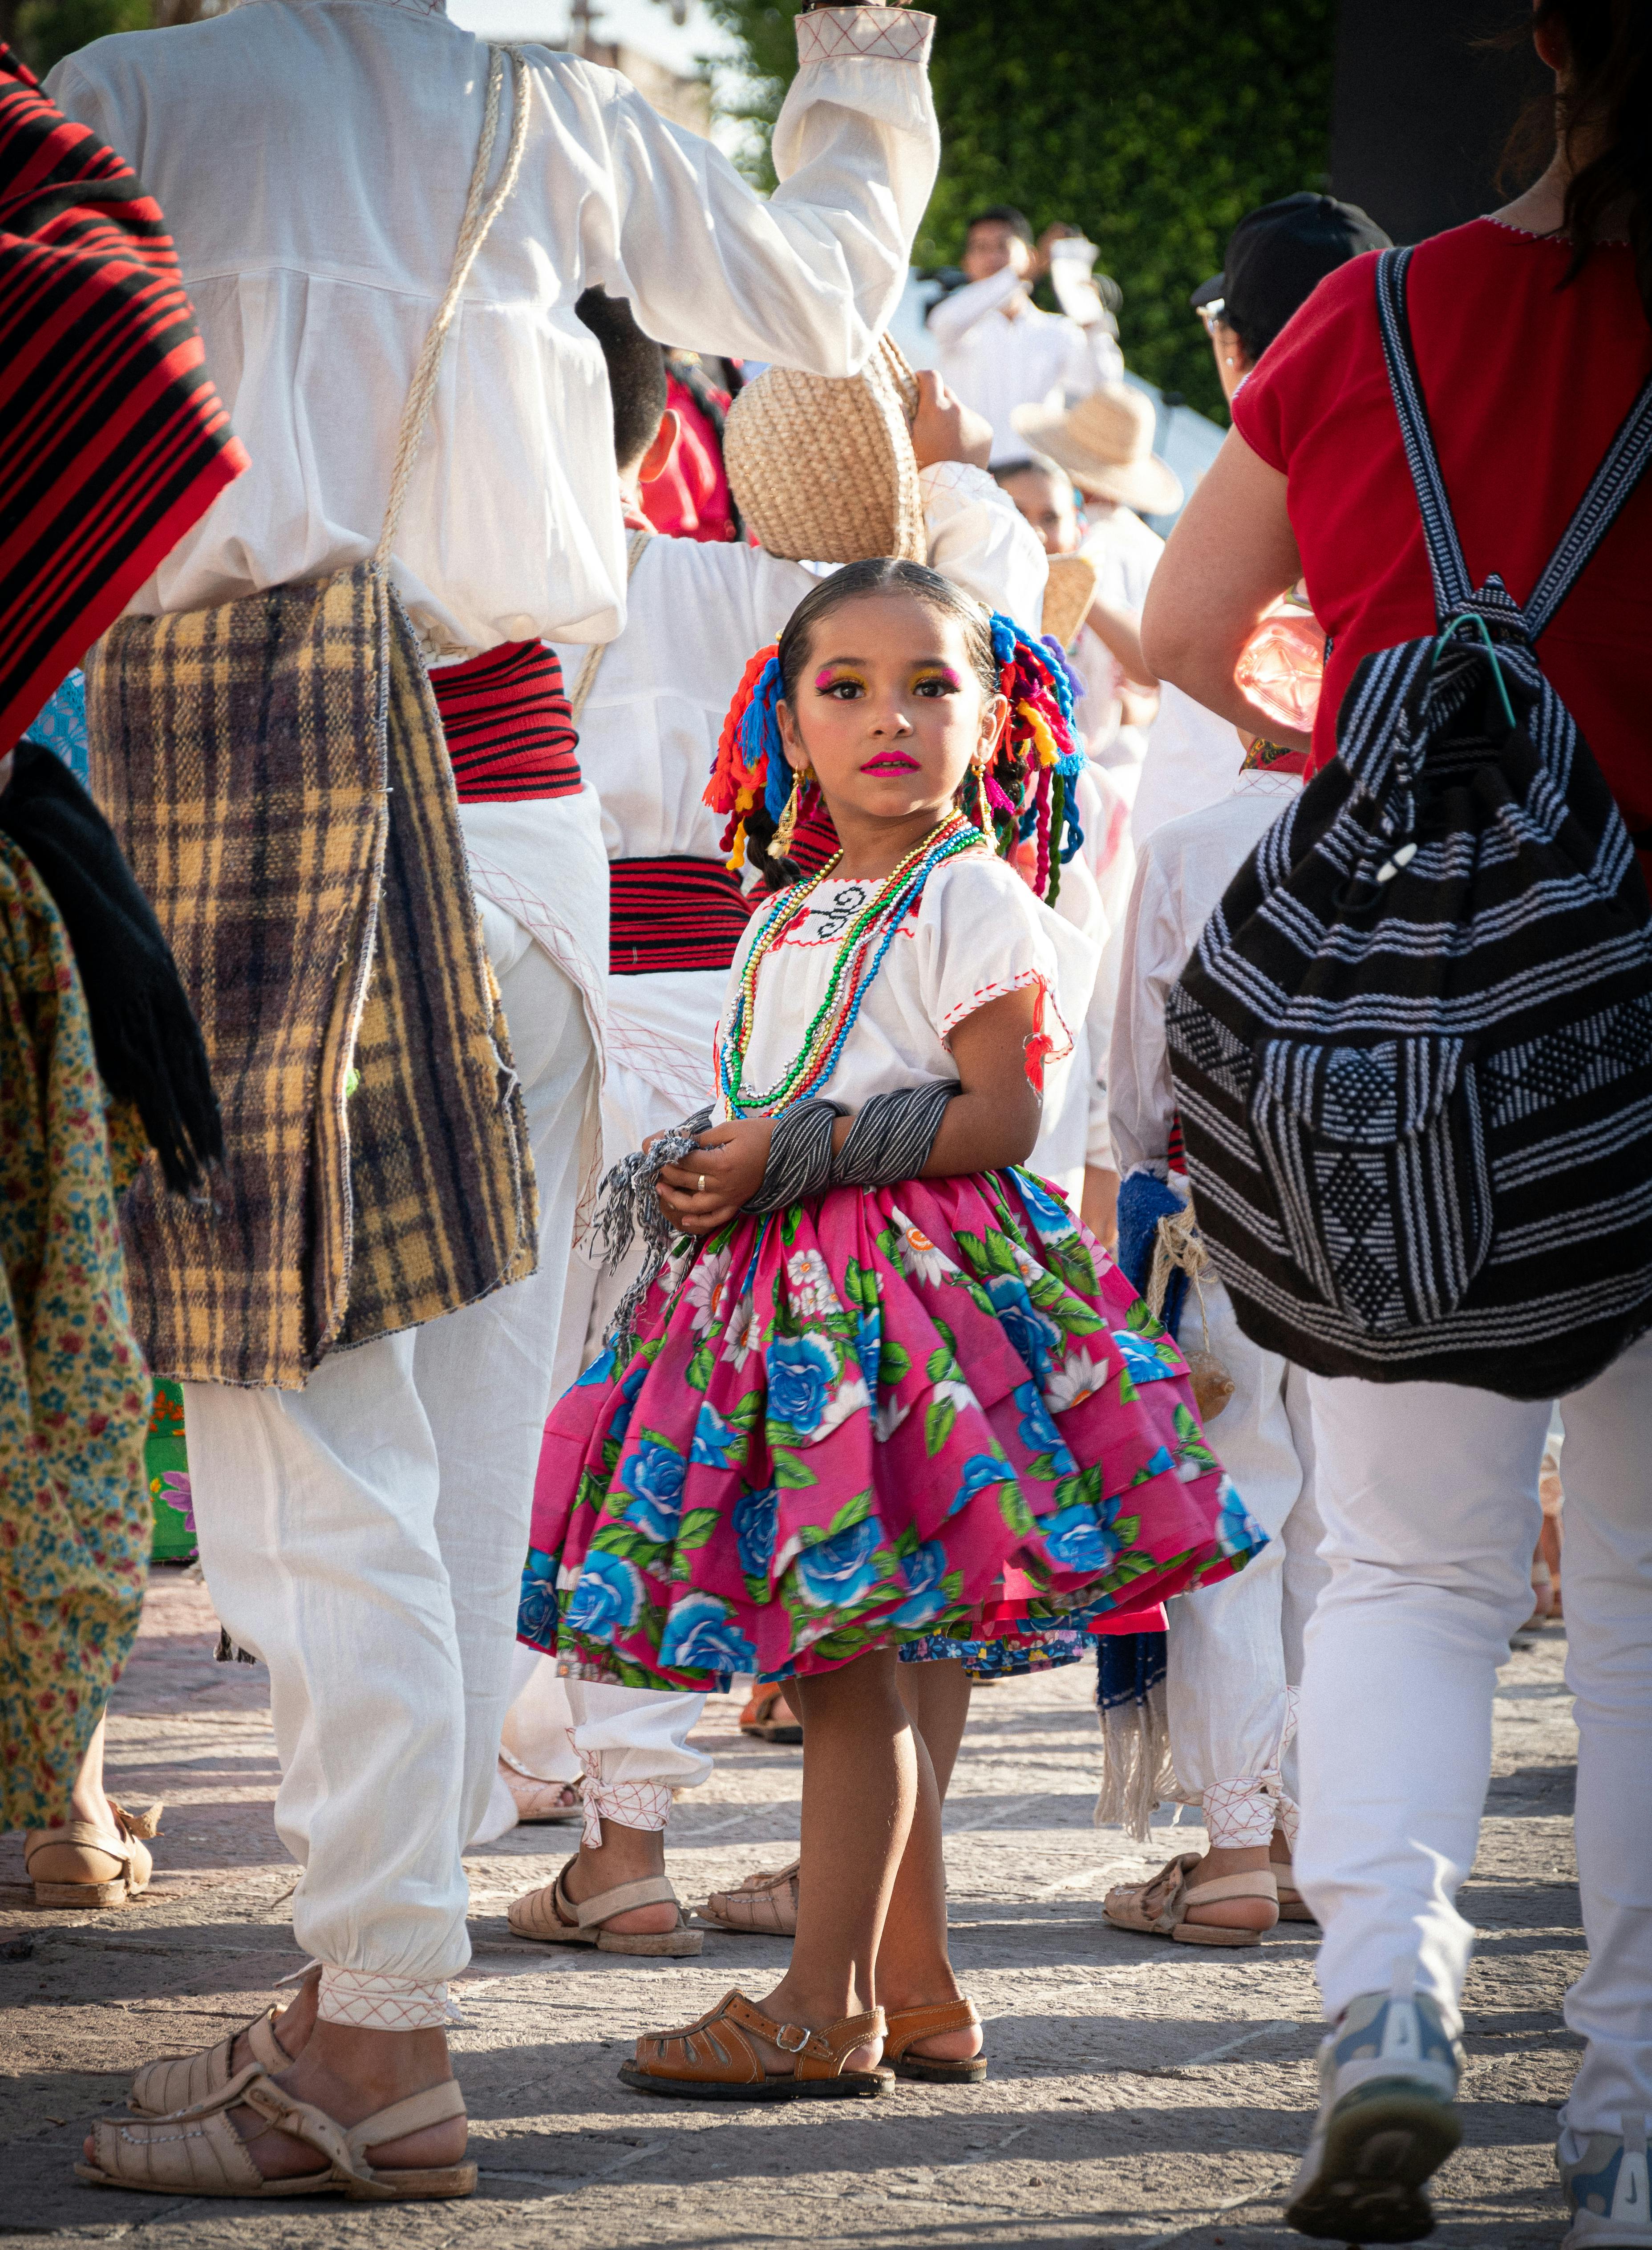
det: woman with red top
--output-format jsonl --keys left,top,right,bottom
{"left": 1143, "top": 6, "right": 1652, "bottom": 2244}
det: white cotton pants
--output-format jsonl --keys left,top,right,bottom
{"left": 1166, "top": 1271, "right": 1327, "bottom": 1846}
{"left": 183, "top": 907, "right": 594, "bottom": 2027}
{"left": 502, "top": 1642, "right": 709, "bottom": 1846}
{"left": 1297, "top": 1334, "right": 1652, "bottom": 2137}
{"left": 534, "top": 972, "right": 715, "bottom": 1809}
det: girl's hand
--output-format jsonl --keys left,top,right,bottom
{"left": 658, "top": 1118, "right": 774, "bottom": 1236}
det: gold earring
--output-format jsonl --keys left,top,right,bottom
{"left": 972, "top": 757, "right": 992, "bottom": 833}
{"left": 773, "top": 764, "right": 811, "bottom": 858}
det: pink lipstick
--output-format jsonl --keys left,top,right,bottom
{"left": 861, "top": 750, "right": 921, "bottom": 775}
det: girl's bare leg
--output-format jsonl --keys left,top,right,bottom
{"left": 749, "top": 1648, "right": 917, "bottom": 2075}
{"left": 875, "top": 1657, "right": 981, "bottom": 2063}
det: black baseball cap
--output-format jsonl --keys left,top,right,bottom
{"left": 1190, "top": 192, "right": 1391, "bottom": 357}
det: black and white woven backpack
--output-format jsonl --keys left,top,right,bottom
{"left": 1167, "top": 246, "right": 1652, "bottom": 1399}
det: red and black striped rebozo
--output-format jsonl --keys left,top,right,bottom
{"left": 0, "top": 45, "right": 246, "bottom": 751}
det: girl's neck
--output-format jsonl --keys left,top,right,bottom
{"left": 822, "top": 799, "right": 967, "bottom": 882}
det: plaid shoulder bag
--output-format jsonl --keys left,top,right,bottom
{"left": 1166, "top": 245, "right": 1652, "bottom": 1399}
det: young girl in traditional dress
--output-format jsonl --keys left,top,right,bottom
{"left": 518, "top": 558, "right": 1261, "bottom": 2099}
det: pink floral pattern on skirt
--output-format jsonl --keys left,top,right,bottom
{"left": 521, "top": 1168, "right": 1262, "bottom": 1690}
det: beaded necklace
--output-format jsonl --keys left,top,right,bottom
{"left": 720, "top": 811, "right": 981, "bottom": 1118}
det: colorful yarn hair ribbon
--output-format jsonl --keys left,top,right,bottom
{"left": 705, "top": 643, "right": 783, "bottom": 867}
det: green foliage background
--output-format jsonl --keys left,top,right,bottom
{"left": 705, "top": 0, "right": 1337, "bottom": 420}
{"left": 5, "top": 0, "right": 148, "bottom": 83}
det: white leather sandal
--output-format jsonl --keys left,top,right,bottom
{"left": 25, "top": 1802, "right": 162, "bottom": 1907}
{"left": 130, "top": 2002, "right": 292, "bottom": 2116}
{"left": 1103, "top": 1853, "right": 1279, "bottom": 1947}
{"left": 76, "top": 2063, "right": 474, "bottom": 2200}
{"left": 507, "top": 1856, "right": 701, "bottom": 1956}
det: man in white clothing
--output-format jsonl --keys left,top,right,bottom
{"left": 52, "top": 0, "right": 939, "bottom": 2194}
{"left": 1102, "top": 747, "right": 1328, "bottom": 1940}
{"left": 928, "top": 205, "right": 1124, "bottom": 466}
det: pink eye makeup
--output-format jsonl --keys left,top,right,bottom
{"left": 912, "top": 663, "right": 963, "bottom": 696}
{"left": 814, "top": 665, "right": 866, "bottom": 696}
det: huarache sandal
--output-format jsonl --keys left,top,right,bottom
{"left": 131, "top": 1999, "right": 295, "bottom": 2116}
{"left": 1271, "top": 1855, "right": 1318, "bottom": 1924}
{"left": 25, "top": 1801, "right": 162, "bottom": 1908}
{"left": 496, "top": 1750, "right": 583, "bottom": 1825}
{"left": 75, "top": 2061, "right": 475, "bottom": 2200}
{"left": 620, "top": 1989, "right": 891, "bottom": 2102}
{"left": 507, "top": 1856, "right": 701, "bottom": 1957}
{"left": 738, "top": 1686, "right": 802, "bottom": 1744}
{"left": 883, "top": 1996, "right": 987, "bottom": 2084}
{"left": 1103, "top": 1853, "right": 1279, "bottom": 1946}
{"left": 696, "top": 1858, "right": 799, "bottom": 1936}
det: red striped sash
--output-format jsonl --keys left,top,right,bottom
{"left": 611, "top": 857, "right": 752, "bottom": 976}
{"left": 428, "top": 639, "right": 581, "bottom": 803}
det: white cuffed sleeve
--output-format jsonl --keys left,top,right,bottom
{"left": 925, "top": 262, "right": 1020, "bottom": 351}
{"left": 920, "top": 461, "right": 1048, "bottom": 639}
{"left": 915, "top": 855, "right": 1075, "bottom": 1060}
{"left": 592, "top": 8, "right": 938, "bottom": 380}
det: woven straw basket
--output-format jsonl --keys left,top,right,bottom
{"left": 1042, "top": 553, "right": 1098, "bottom": 651}
{"left": 725, "top": 336, "right": 927, "bottom": 565}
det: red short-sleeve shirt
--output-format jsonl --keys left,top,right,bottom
{"left": 1232, "top": 219, "right": 1652, "bottom": 843}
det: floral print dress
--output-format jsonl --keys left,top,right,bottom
{"left": 520, "top": 854, "right": 1263, "bottom": 1691}
{"left": 0, "top": 841, "right": 150, "bottom": 1829}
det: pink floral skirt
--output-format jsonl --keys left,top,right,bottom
{"left": 519, "top": 1168, "right": 1261, "bottom": 1689}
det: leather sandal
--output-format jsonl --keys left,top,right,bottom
{"left": 738, "top": 1686, "right": 802, "bottom": 1744}
{"left": 1271, "top": 1855, "right": 1318, "bottom": 1924}
{"left": 496, "top": 1751, "right": 582, "bottom": 1826}
{"left": 131, "top": 2001, "right": 294, "bottom": 2117}
{"left": 620, "top": 1989, "right": 891, "bottom": 2102}
{"left": 696, "top": 1858, "right": 799, "bottom": 1935}
{"left": 25, "top": 1802, "right": 162, "bottom": 1908}
{"left": 884, "top": 1996, "right": 986, "bottom": 2084}
{"left": 1103, "top": 1853, "right": 1279, "bottom": 1946}
{"left": 507, "top": 1856, "right": 701, "bottom": 1957}
{"left": 75, "top": 2062, "right": 475, "bottom": 2200}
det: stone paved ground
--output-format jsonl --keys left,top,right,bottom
{"left": 1, "top": 1568, "right": 1581, "bottom": 2248}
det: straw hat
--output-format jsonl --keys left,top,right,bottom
{"left": 1041, "top": 553, "right": 1097, "bottom": 651}
{"left": 725, "top": 336, "right": 927, "bottom": 565}
{"left": 1011, "top": 384, "right": 1183, "bottom": 516}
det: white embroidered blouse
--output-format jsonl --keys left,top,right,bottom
{"left": 717, "top": 850, "right": 1093, "bottom": 1120}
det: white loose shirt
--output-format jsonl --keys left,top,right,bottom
{"left": 48, "top": 0, "right": 939, "bottom": 656}
{"left": 1107, "top": 770, "right": 1303, "bottom": 1182}
{"left": 927, "top": 265, "right": 1125, "bottom": 466}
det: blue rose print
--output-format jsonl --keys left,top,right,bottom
{"left": 792, "top": 1517, "right": 884, "bottom": 1608}
{"left": 765, "top": 1333, "right": 838, "bottom": 1436}
{"left": 1012, "top": 1379, "right": 1076, "bottom": 1472}
{"left": 608, "top": 1354, "right": 650, "bottom": 1443}
{"left": 516, "top": 1547, "right": 560, "bottom": 1652}
{"left": 985, "top": 1272, "right": 1060, "bottom": 1382}
{"left": 1011, "top": 1169, "right": 1078, "bottom": 1241}
{"left": 620, "top": 1439, "right": 685, "bottom": 1543}
{"left": 733, "top": 1482, "right": 779, "bottom": 1580}
{"left": 1040, "top": 1502, "right": 1122, "bottom": 1575}
{"left": 855, "top": 1305, "right": 883, "bottom": 1391}
{"left": 947, "top": 1451, "right": 1016, "bottom": 1517}
{"left": 1215, "top": 1476, "right": 1264, "bottom": 1561}
{"left": 659, "top": 1591, "right": 758, "bottom": 1675}
{"left": 891, "top": 1538, "right": 950, "bottom": 1626}
{"left": 576, "top": 1346, "right": 616, "bottom": 1387}
{"left": 564, "top": 1548, "right": 643, "bottom": 1637}
{"left": 1112, "top": 1329, "right": 1178, "bottom": 1385}
{"left": 690, "top": 1402, "right": 744, "bottom": 1470}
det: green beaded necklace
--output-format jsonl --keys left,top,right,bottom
{"left": 721, "top": 811, "right": 981, "bottom": 1118}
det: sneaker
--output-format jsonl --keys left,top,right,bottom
{"left": 1559, "top": 2113, "right": 1652, "bottom": 2247}
{"left": 1285, "top": 1974, "right": 1465, "bottom": 2242}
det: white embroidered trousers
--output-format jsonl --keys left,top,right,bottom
{"left": 1166, "top": 1269, "right": 1327, "bottom": 1847}
{"left": 502, "top": 1644, "right": 710, "bottom": 1846}
{"left": 183, "top": 911, "right": 594, "bottom": 2027}
{"left": 1298, "top": 1334, "right": 1652, "bottom": 2136}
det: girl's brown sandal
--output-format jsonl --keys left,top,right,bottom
{"left": 883, "top": 1996, "right": 987, "bottom": 2083}
{"left": 619, "top": 1990, "right": 891, "bottom": 2101}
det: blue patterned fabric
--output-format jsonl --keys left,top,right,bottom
{"left": 1116, "top": 1168, "right": 1187, "bottom": 1336}
{"left": 1096, "top": 1626, "right": 1166, "bottom": 1715}
{"left": 23, "top": 670, "right": 88, "bottom": 782}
